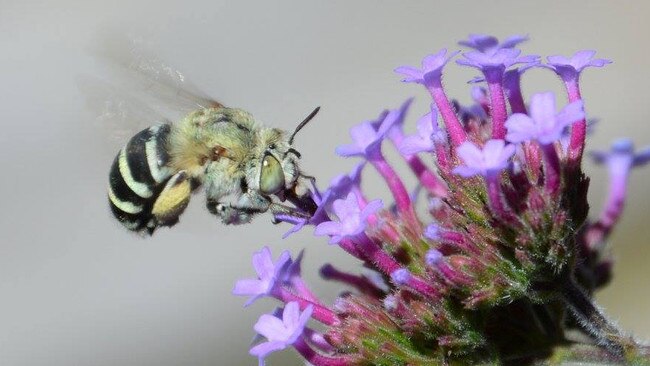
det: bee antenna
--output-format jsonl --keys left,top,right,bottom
{"left": 289, "top": 106, "right": 320, "bottom": 145}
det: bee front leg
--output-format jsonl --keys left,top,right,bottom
{"left": 268, "top": 203, "right": 312, "bottom": 224}
{"left": 206, "top": 190, "right": 272, "bottom": 225}
{"left": 240, "top": 190, "right": 312, "bottom": 222}
{"left": 206, "top": 199, "right": 256, "bottom": 225}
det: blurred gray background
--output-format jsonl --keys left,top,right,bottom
{"left": 1, "top": 0, "right": 649, "bottom": 365}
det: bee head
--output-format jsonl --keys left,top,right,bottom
{"left": 257, "top": 107, "right": 319, "bottom": 195}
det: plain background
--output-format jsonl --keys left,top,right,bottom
{"left": 1, "top": 1, "right": 649, "bottom": 365}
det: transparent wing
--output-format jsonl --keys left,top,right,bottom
{"left": 80, "top": 31, "right": 225, "bottom": 151}
{"left": 88, "top": 31, "right": 223, "bottom": 114}
{"left": 77, "top": 75, "right": 171, "bottom": 150}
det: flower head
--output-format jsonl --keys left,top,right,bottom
{"left": 395, "top": 48, "right": 460, "bottom": 84}
{"left": 453, "top": 139, "right": 516, "bottom": 178}
{"left": 237, "top": 34, "right": 650, "bottom": 366}
{"left": 233, "top": 247, "right": 291, "bottom": 306}
{"left": 458, "top": 33, "right": 528, "bottom": 54}
{"left": 399, "top": 104, "right": 443, "bottom": 155}
{"left": 505, "top": 92, "right": 585, "bottom": 145}
{"left": 545, "top": 50, "right": 611, "bottom": 81}
{"left": 250, "top": 302, "right": 313, "bottom": 366}
{"left": 314, "top": 192, "right": 382, "bottom": 244}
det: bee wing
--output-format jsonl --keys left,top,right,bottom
{"left": 77, "top": 75, "right": 171, "bottom": 150}
{"left": 88, "top": 32, "right": 223, "bottom": 114}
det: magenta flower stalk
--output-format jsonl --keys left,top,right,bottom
{"left": 283, "top": 250, "right": 319, "bottom": 303}
{"left": 384, "top": 100, "right": 448, "bottom": 197}
{"left": 235, "top": 34, "right": 650, "bottom": 365}
{"left": 544, "top": 50, "right": 612, "bottom": 163}
{"left": 457, "top": 48, "right": 539, "bottom": 139}
{"left": 320, "top": 264, "right": 386, "bottom": 298}
{"left": 503, "top": 65, "right": 539, "bottom": 114}
{"left": 395, "top": 49, "right": 467, "bottom": 146}
{"left": 272, "top": 287, "right": 339, "bottom": 326}
{"left": 335, "top": 116, "right": 418, "bottom": 224}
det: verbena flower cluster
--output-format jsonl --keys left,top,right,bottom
{"left": 234, "top": 34, "right": 650, "bottom": 365}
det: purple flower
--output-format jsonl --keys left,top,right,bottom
{"left": 394, "top": 48, "right": 460, "bottom": 84}
{"left": 328, "top": 162, "right": 365, "bottom": 198}
{"left": 314, "top": 192, "right": 383, "bottom": 244}
{"left": 471, "top": 86, "right": 488, "bottom": 104}
{"left": 453, "top": 139, "right": 516, "bottom": 178}
{"left": 383, "top": 294, "right": 398, "bottom": 311}
{"left": 282, "top": 163, "right": 367, "bottom": 238}
{"left": 282, "top": 249, "right": 304, "bottom": 284}
{"left": 505, "top": 92, "right": 585, "bottom": 145}
{"left": 250, "top": 301, "right": 313, "bottom": 366}
{"left": 458, "top": 34, "right": 528, "bottom": 54}
{"left": 424, "top": 223, "right": 441, "bottom": 240}
{"left": 398, "top": 104, "right": 444, "bottom": 155}
{"left": 425, "top": 249, "right": 443, "bottom": 267}
{"left": 336, "top": 111, "right": 390, "bottom": 159}
{"left": 456, "top": 49, "right": 539, "bottom": 73}
{"left": 233, "top": 246, "right": 291, "bottom": 306}
{"left": 390, "top": 268, "right": 411, "bottom": 285}
{"left": 470, "top": 63, "right": 540, "bottom": 85}
{"left": 375, "top": 98, "right": 413, "bottom": 135}
{"left": 545, "top": 50, "right": 611, "bottom": 81}
{"left": 591, "top": 138, "right": 650, "bottom": 178}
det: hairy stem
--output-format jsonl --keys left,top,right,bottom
{"left": 560, "top": 277, "right": 628, "bottom": 358}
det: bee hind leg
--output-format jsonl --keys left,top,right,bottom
{"left": 151, "top": 171, "right": 193, "bottom": 230}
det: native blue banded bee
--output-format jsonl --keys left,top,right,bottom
{"left": 87, "top": 35, "right": 318, "bottom": 235}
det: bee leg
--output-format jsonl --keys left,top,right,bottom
{"left": 206, "top": 190, "right": 270, "bottom": 225}
{"left": 206, "top": 199, "right": 255, "bottom": 225}
{"left": 151, "top": 171, "right": 192, "bottom": 228}
{"left": 299, "top": 173, "right": 317, "bottom": 185}
{"left": 268, "top": 203, "right": 312, "bottom": 224}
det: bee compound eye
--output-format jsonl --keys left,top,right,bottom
{"left": 259, "top": 154, "right": 286, "bottom": 195}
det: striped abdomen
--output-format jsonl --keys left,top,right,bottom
{"left": 108, "top": 124, "right": 177, "bottom": 234}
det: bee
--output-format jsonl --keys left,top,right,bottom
{"left": 88, "top": 35, "right": 318, "bottom": 235}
